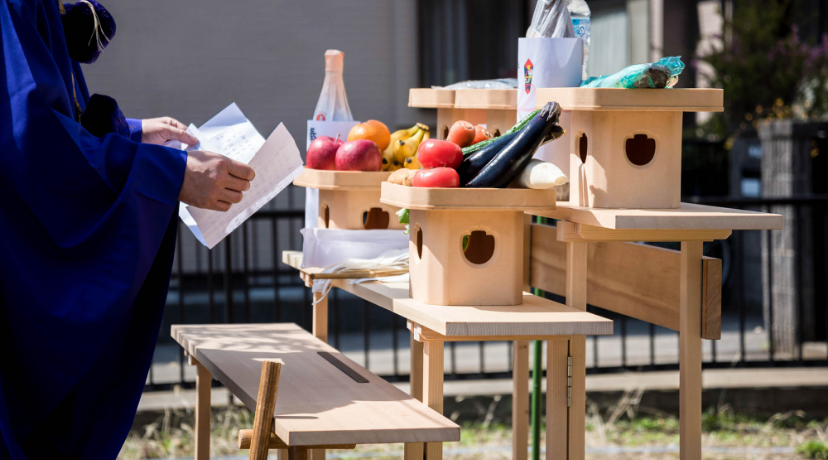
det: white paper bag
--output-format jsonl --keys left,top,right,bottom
{"left": 517, "top": 38, "right": 582, "bottom": 175}
{"left": 304, "top": 120, "right": 360, "bottom": 229}
{"left": 300, "top": 228, "right": 409, "bottom": 268}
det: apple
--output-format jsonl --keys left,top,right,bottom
{"left": 306, "top": 135, "right": 343, "bottom": 170}
{"left": 335, "top": 140, "right": 382, "bottom": 171}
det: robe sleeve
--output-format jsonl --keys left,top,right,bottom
{"left": 126, "top": 117, "right": 143, "bottom": 143}
{"left": 0, "top": 0, "right": 187, "bottom": 451}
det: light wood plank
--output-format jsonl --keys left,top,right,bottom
{"left": 409, "top": 322, "right": 570, "bottom": 343}
{"left": 381, "top": 182, "right": 556, "bottom": 212}
{"left": 534, "top": 88, "right": 723, "bottom": 112}
{"left": 680, "top": 242, "right": 703, "bottom": 460}
{"left": 293, "top": 168, "right": 390, "bottom": 191}
{"left": 195, "top": 360, "right": 211, "bottom": 460}
{"left": 557, "top": 221, "right": 732, "bottom": 242}
{"left": 512, "top": 341, "right": 530, "bottom": 460}
{"left": 250, "top": 360, "right": 283, "bottom": 460}
{"left": 568, "top": 337, "right": 586, "bottom": 460}
{"left": 529, "top": 226, "right": 722, "bottom": 340}
{"left": 523, "top": 214, "right": 532, "bottom": 292}
{"left": 172, "top": 324, "right": 460, "bottom": 447}
{"left": 532, "top": 202, "right": 782, "bottom": 230}
{"left": 312, "top": 292, "right": 328, "bottom": 343}
{"left": 546, "top": 340, "right": 569, "bottom": 460}
{"left": 281, "top": 251, "right": 612, "bottom": 339}
{"left": 453, "top": 89, "right": 517, "bottom": 110}
{"left": 423, "top": 341, "right": 445, "bottom": 460}
{"left": 409, "top": 88, "right": 456, "bottom": 108}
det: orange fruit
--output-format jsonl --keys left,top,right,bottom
{"left": 347, "top": 120, "right": 391, "bottom": 151}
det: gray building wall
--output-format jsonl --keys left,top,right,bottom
{"left": 80, "top": 1, "right": 426, "bottom": 274}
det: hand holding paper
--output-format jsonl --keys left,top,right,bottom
{"left": 178, "top": 150, "right": 254, "bottom": 212}
{"left": 179, "top": 103, "right": 304, "bottom": 249}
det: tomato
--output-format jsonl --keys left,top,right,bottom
{"left": 412, "top": 167, "right": 460, "bottom": 188}
{"left": 417, "top": 139, "right": 463, "bottom": 169}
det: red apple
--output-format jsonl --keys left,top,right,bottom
{"left": 306, "top": 135, "right": 343, "bottom": 170}
{"left": 335, "top": 140, "right": 382, "bottom": 171}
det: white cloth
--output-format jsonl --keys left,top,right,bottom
{"left": 300, "top": 228, "right": 408, "bottom": 268}
{"left": 310, "top": 249, "right": 409, "bottom": 304}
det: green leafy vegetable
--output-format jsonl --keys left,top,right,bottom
{"left": 461, "top": 108, "right": 541, "bottom": 156}
{"left": 396, "top": 208, "right": 410, "bottom": 234}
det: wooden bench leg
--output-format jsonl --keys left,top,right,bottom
{"left": 423, "top": 341, "right": 444, "bottom": 460}
{"left": 289, "top": 446, "right": 309, "bottom": 460}
{"left": 250, "top": 360, "right": 283, "bottom": 460}
{"left": 680, "top": 241, "right": 703, "bottom": 460}
{"left": 404, "top": 333, "right": 425, "bottom": 460}
{"left": 195, "top": 360, "right": 211, "bottom": 460}
{"left": 512, "top": 340, "right": 530, "bottom": 460}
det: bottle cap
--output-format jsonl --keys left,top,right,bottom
{"left": 324, "top": 50, "right": 344, "bottom": 72}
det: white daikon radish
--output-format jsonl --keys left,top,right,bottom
{"left": 511, "top": 159, "right": 568, "bottom": 189}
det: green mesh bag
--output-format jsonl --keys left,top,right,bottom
{"left": 581, "top": 56, "right": 685, "bottom": 89}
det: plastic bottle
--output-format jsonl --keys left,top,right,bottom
{"left": 312, "top": 50, "right": 353, "bottom": 122}
{"left": 568, "top": 0, "right": 591, "bottom": 82}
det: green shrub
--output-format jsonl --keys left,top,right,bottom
{"left": 798, "top": 440, "right": 828, "bottom": 459}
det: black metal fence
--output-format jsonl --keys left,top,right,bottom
{"left": 146, "top": 189, "right": 828, "bottom": 392}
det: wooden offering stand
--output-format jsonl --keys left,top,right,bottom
{"left": 293, "top": 168, "right": 403, "bottom": 230}
{"left": 532, "top": 87, "right": 784, "bottom": 460}
{"left": 381, "top": 182, "right": 556, "bottom": 306}
{"left": 408, "top": 88, "right": 516, "bottom": 139}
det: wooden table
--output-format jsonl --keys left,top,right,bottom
{"left": 282, "top": 250, "right": 613, "bottom": 460}
{"left": 532, "top": 203, "right": 782, "bottom": 460}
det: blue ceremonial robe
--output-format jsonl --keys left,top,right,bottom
{"left": 0, "top": 0, "right": 187, "bottom": 458}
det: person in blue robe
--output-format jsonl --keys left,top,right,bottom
{"left": 0, "top": 1, "right": 256, "bottom": 458}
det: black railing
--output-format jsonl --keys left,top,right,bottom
{"left": 145, "top": 187, "right": 828, "bottom": 392}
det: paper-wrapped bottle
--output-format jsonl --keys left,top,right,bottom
{"left": 305, "top": 50, "right": 359, "bottom": 229}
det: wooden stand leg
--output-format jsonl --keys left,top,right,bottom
{"left": 312, "top": 292, "right": 328, "bottom": 343}
{"left": 276, "top": 449, "right": 289, "bottom": 460}
{"left": 680, "top": 241, "right": 703, "bottom": 460}
{"left": 423, "top": 341, "right": 445, "bottom": 460}
{"left": 568, "top": 337, "right": 586, "bottom": 460}
{"left": 311, "top": 292, "right": 328, "bottom": 460}
{"left": 404, "top": 335, "right": 425, "bottom": 460}
{"left": 512, "top": 340, "right": 530, "bottom": 460}
{"left": 546, "top": 340, "right": 568, "bottom": 460}
{"left": 195, "top": 361, "right": 211, "bottom": 460}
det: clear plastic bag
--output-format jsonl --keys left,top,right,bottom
{"left": 526, "top": 0, "right": 575, "bottom": 38}
{"left": 439, "top": 78, "right": 518, "bottom": 90}
{"left": 581, "top": 56, "right": 686, "bottom": 89}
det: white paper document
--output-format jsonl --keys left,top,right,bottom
{"left": 178, "top": 103, "right": 303, "bottom": 249}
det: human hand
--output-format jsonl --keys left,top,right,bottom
{"left": 141, "top": 117, "right": 198, "bottom": 146}
{"left": 179, "top": 150, "right": 255, "bottom": 212}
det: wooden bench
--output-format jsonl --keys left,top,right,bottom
{"left": 172, "top": 323, "right": 460, "bottom": 460}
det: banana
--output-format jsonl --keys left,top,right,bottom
{"left": 395, "top": 129, "right": 425, "bottom": 163}
{"left": 387, "top": 160, "right": 403, "bottom": 171}
{"left": 381, "top": 148, "right": 395, "bottom": 171}
{"left": 421, "top": 129, "right": 430, "bottom": 142}
{"left": 404, "top": 156, "right": 421, "bottom": 169}
{"left": 389, "top": 124, "right": 420, "bottom": 145}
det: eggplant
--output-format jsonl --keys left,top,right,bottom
{"left": 457, "top": 131, "right": 518, "bottom": 185}
{"left": 465, "top": 102, "right": 562, "bottom": 188}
